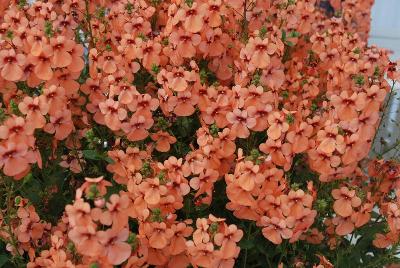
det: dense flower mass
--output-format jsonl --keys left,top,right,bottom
{"left": 0, "top": 0, "right": 399, "bottom": 267}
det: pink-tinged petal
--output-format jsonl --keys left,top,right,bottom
{"left": 107, "top": 242, "right": 131, "bottom": 265}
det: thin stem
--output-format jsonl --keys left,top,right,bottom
{"left": 84, "top": 0, "right": 95, "bottom": 49}
{"left": 242, "top": 223, "right": 252, "bottom": 268}
{"left": 3, "top": 180, "right": 24, "bottom": 265}
{"left": 349, "top": 232, "right": 354, "bottom": 245}
{"left": 372, "top": 80, "right": 396, "bottom": 154}
{"left": 72, "top": 136, "right": 86, "bottom": 176}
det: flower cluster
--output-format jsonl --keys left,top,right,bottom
{"left": 0, "top": 0, "right": 399, "bottom": 267}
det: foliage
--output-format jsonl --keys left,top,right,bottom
{"left": 0, "top": 0, "right": 399, "bottom": 267}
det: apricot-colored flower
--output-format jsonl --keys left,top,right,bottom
{"left": 169, "top": 29, "right": 201, "bottom": 59}
{"left": 332, "top": 215, "right": 354, "bottom": 236}
{"left": 261, "top": 217, "right": 293, "bottom": 245}
{"left": 214, "top": 224, "right": 243, "bottom": 259}
{"left": 59, "top": 152, "right": 85, "bottom": 173}
{"left": 98, "top": 51, "right": 121, "bottom": 74}
{"left": 0, "top": 116, "right": 34, "bottom": 144}
{"left": 330, "top": 91, "right": 365, "bottom": 121}
{"left": 80, "top": 176, "right": 112, "bottom": 197}
{"left": 246, "top": 37, "right": 277, "bottom": 69}
{"left": 16, "top": 206, "right": 44, "bottom": 243}
{"left": 267, "top": 112, "right": 289, "bottom": 140}
{"left": 98, "top": 228, "right": 131, "bottom": 265}
{"left": 357, "top": 85, "right": 387, "bottom": 115}
{"left": 121, "top": 115, "right": 154, "bottom": 141}
{"left": 68, "top": 226, "right": 104, "bottom": 257}
{"left": 44, "top": 110, "right": 74, "bottom": 140}
{"left": 174, "top": 3, "right": 206, "bottom": 33}
{"left": 40, "top": 85, "right": 66, "bottom": 115}
{"left": 286, "top": 122, "right": 313, "bottom": 153}
{"left": 172, "top": 90, "right": 198, "bottom": 117}
{"left": 0, "top": 49, "right": 26, "bottom": 81}
{"left": 151, "top": 131, "right": 177, "bottom": 152}
{"left": 332, "top": 187, "right": 361, "bottom": 217}
{"left": 139, "top": 177, "right": 167, "bottom": 205}
{"left": 139, "top": 40, "right": 162, "bottom": 70}
{"left": 50, "top": 36, "right": 75, "bottom": 68}
{"left": 169, "top": 223, "right": 193, "bottom": 255}
{"left": 144, "top": 222, "right": 174, "bottom": 249}
{"left": 18, "top": 96, "right": 49, "bottom": 129}
{"left": 28, "top": 45, "right": 54, "bottom": 80}
{"left": 0, "top": 142, "right": 30, "bottom": 177}
{"left": 226, "top": 108, "right": 256, "bottom": 139}
{"left": 99, "top": 99, "right": 127, "bottom": 131}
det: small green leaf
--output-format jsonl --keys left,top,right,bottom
{"left": 239, "top": 239, "right": 255, "bottom": 250}
{"left": 83, "top": 150, "right": 104, "bottom": 161}
{"left": 0, "top": 254, "right": 9, "bottom": 267}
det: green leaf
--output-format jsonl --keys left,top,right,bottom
{"left": 0, "top": 255, "right": 9, "bottom": 267}
{"left": 104, "top": 157, "right": 114, "bottom": 164}
{"left": 83, "top": 150, "right": 104, "bottom": 161}
{"left": 239, "top": 239, "right": 255, "bottom": 250}
{"left": 281, "top": 30, "right": 287, "bottom": 41}
{"left": 286, "top": 41, "right": 294, "bottom": 47}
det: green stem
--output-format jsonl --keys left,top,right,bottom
{"left": 242, "top": 223, "right": 252, "bottom": 268}
{"left": 3, "top": 180, "right": 24, "bottom": 266}
{"left": 84, "top": 0, "right": 95, "bottom": 48}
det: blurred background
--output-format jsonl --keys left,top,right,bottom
{"left": 369, "top": 0, "right": 400, "bottom": 159}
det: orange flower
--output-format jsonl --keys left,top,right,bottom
{"left": 332, "top": 187, "right": 361, "bottom": 217}
{"left": 143, "top": 222, "right": 174, "bottom": 249}
{"left": 151, "top": 131, "right": 177, "bottom": 152}
{"left": 174, "top": 3, "right": 206, "bottom": 33}
{"left": 357, "top": 85, "right": 387, "bottom": 115}
{"left": 169, "top": 29, "right": 201, "bottom": 59}
{"left": 186, "top": 241, "right": 214, "bottom": 267}
{"left": 330, "top": 91, "right": 365, "bottom": 121}
{"left": 16, "top": 206, "right": 44, "bottom": 243}
{"left": 261, "top": 216, "right": 293, "bottom": 245}
{"left": 190, "top": 168, "right": 219, "bottom": 204}
{"left": 214, "top": 224, "right": 243, "bottom": 259}
{"left": 40, "top": 85, "right": 66, "bottom": 115}
{"left": 285, "top": 189, "right": 313, "bottom": 218}
{"left": 0, "top": 116, "right": 34, "bottom": 144}
{"left": 332, "top": 215, "right": 354, "bottom": 236}
{"left": 121, "top": 114, "right": 154, "bottom": 141}
{"left": 259, "top": 139, "right": 290, "bottom": 167}
{"left": 286, "top": 122, "right": 313, "bottom": 153}
{"left": 169, "top": 222, "right": 193, "bottom": 255}
{"left": 0, "top": 49, "right": 26, "bottom": 81}
{"left": 139, "top": 40, "right": 162, "bottom": 70}
{"left": 165, "top": 67, "right": 196, "bottom": 92}
{"left": 373, "top": 232, "right": 398, "bottom": 248}
{"left": 44, "top": 110, "right": 74, "bottom": 140}
{"left": 226, "top": 108, "right": 256, "bottom": 139}
{"left": 80, "top": 176, "right": 112, "bottom": 197}
{"left": 267, "top": 112, "right": 289, "bottom": 140}
{"left": 172, "top": 90, "right": 198, "bottom": 117}
{"left": 351, "top": 202, "right": 373, "bottom": 228}
{"left": 68, "top": 226, "right": 104, "bottom": 257}
{"left": 245, "top": 37, "right": 277, "bottom": 69}
{"left": 98, "top": 51, "right": 121, "bottom": 74}
{"left": 247, "top": 103, "right": 273, "bottom": 132}
{"left": 27, "top": 45, "right": 54, "bottom": 81}
{"left": 99, "top": 99, "right": 127, "bottom": 131}
{"left": 0, "top": 142, "right": 30, "bottom": 178}
{"left": 102, "top": 193, "right": 130, "bottom": 231}
{"left": 139, "top": 177, "right": 168, "bottom": 205}
{"left": 18, "top": 96, "right": 49, "bottom": 129}
{"left": 98, "top": 228, "right": 131, "bottom": 265}
{"left": 50, "top": 36, "right": 75, "bottom": 68}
